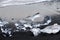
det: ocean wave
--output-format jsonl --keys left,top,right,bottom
{"left": 0, "top": 0, "right": 51, "bottom": 7}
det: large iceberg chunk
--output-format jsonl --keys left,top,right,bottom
{"left": 41, "top": 23, "right": 60, "bottom": 34}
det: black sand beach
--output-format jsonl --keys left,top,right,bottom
{"left": 0, "top": 1, "right": 60, "bottom": 40}
{"left": 0, "top": 31, "right": 60, "bottom": 40}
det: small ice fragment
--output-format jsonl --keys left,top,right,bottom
{"left": 43, "top": 19, "right": 51, "bottom": 25}
{"left": 22, "top": 27, "right": 26, "bottom": 31}
{"left": 9, "top": 34, "right": 12, "bottom": 37}
{"left": 42, "top": 16, "right": 51, "bottom": 25}
{"left": 24, "top": 24, "right": 32, "bottom": 28}
{"left": 15, "top": 23, "right": 19, "bottom": 27}
{"left": 19, "top": 19, "right": 27, "bottom": 24}
{"left": 1, "top": 28, "right": 8, "bottom": 34}
{"left": 0, "top": 21, "right": 8, "bottom": 26}
{"left": 0, "top": 24, "right": 4, "bottom": 27}
{"left": 33, "top": 24, "right": 41, "bottom": 28}
{"left": 26, "top": 13, "right": 40, "bottom": 21}
{"left": 3, "top": 21, "right": 8, "bottom": 24}
{"left": 8, "top": 31, "right": 11, "bottom": 35}
{"left": 30, "top": 28, "right": 41, "bottom": 36}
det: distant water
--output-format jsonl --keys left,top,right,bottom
{"left": 0, "top": 0, "right": 51, "bottom": 7}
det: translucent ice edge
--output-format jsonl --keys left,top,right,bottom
{"left": 0, "top": 13, "right": 60, "bottom": 37}
{"left": 0, "top": 0, "right": 52, "bottom": 7}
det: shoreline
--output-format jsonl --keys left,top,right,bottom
{"left": 0, "top": 2, "right": 60, "bottom": 21}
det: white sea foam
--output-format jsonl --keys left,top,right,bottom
{"left": 0, "top": 0, "right": 51, "bottom": 7}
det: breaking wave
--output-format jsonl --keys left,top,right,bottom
{"left": 0, "top": 0, "right": 51, "bottom": 7}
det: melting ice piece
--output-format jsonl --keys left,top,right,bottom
{"left": 23, "top": 24, "right": 32, "bottom": 28}
{"left": 26, "top": 13, "right": 40, "bottom": 21}
{"left": 43, "top": 16, "right": 52, "bottom": 25}
{"left": 0, "top": 21, "right": 8, "bottom": 27}
{"left": 41, "top": 23, "right": 60, "bottom": 34}
{"left": 33, "top": 23, "right": 41, "bottom": 28}
{"left": 19, "top": 19, "right": 27, "bottom": 23}
{"left": 0, "top": 22, "right": 17, "bottom": 37}
{"left": 15, "top": 23, "right": 20, "bottom": 31}
{"left": 30, "top": 28, "right": 41, "bottom": 36}
{"left": 21, "top": 27, "right": 26, "bottom": 31}
{"left": 1, "top": 28, "right": 12, "bottom": 37}
{"left": 15, "top": 23, "right": 19, "bottom": 27}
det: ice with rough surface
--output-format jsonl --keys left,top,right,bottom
{"left": 0, "top": 13, "right": 60, "bottom": 37}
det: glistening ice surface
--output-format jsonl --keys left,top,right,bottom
{"left": 0, "top": 13, "right": 60, "bottom": 37}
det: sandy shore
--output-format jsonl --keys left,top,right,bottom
{"left": 0, "top": 2, "right": 60, "bottom": 21}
